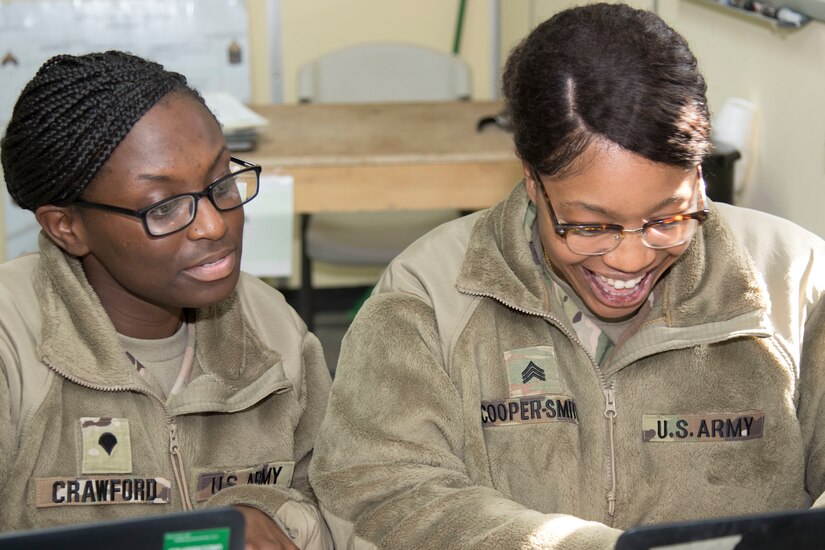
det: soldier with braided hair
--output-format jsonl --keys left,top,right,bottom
{"left": 0, "top": 51, "right": 332, "bottom": 549}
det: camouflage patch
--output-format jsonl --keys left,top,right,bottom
{"left": 505, "top": 346, "right": 561, "bottom": 397}
{"left": 480, "top": 394, "right": 578, "bottom": 427}
{"left": 80, "top": 417, "right": 132, "bottom": 474}
{"left": 34, "top": 476, "right": 171, "bottom": 507}
{"left": 642, "top": 411, "right": 765, "bottom": 442}
{"left": 195, "top": 461, "right": 295, "bottom": 502}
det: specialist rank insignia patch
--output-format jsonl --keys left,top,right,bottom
{"left": 80, "top": 417, "right": 132, "bottom": 474}
{"left": 642, "top": 411, "right": 765, "bottom": 442}
{"left": 505, "top": 346, "right": 561, "bottom": 397}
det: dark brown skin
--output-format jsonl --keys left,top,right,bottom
{"left": 36, "top": 92, "right": 244, "bottom": 339}
{"left": 237, "top": 506, "right": 299, "bottom": 550}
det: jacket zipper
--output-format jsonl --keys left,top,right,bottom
{"left": 458, "top": 289, "right": 618, "bottom": 522}
{"left": 603, "top": 387, "right": 617, "bottom": 519}
{"left": 169, "top": 423, "right": 194, "bottom": 511}
{"left": 44, "top": 364, "right": 195, "bottom": 510}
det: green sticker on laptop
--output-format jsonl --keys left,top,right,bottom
{"left": 163, "top": 527, "right": 231, "bottom": 550}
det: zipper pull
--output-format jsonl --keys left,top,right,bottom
{"left": 603, "top": 388, "right": 617, "bottom": 419}
{"left": 168, "top": 421, "right": 194, "bottom": 511}
{"left": 169, "top": 422, "right": 180, "bottom": 454}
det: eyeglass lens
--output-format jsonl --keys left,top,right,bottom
{"left": 565, "top": 218, "right": 699, "bottom": 255}
{"left": 145, "top": 169, "right": 259, "bottom": 236}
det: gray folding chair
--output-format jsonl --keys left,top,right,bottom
{"left": 296, "top": 42, "right": 471, "bottom": 328}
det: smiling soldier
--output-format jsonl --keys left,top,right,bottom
{"left": 309, "top": 4, "right": 825, "bottom": 550}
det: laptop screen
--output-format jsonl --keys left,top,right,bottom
{"left": 615, "top": 507, "right": 825, "bottom": 550}
{"left": 0, "top": 507, "right": 245, "bottom": 550}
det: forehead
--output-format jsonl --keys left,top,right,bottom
{"left": 89, "top": 93, "right": 225, "bottom": 194}
{"left": 545, "top": 143, "right": 696, "bottom": 214}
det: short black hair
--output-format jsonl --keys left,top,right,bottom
{"left": 1, "top": 50, "right": 209, "bottom": 211}
{"left": 502, "top": 3, "right": 711, "bottom": 177}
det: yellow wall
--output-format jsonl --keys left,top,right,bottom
{"left": 660, "top": 0, "right": 825, "bottom": 237}
{"left": 247, "top": 0, "right": 271, "bottom": 103}
{"left": 280, "top": 0, "right": 492, "bottom": 103}
{"left": 249, "top": 0, "right": 494, "bottom": 104}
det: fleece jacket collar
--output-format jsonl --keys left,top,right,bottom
{"left": 34, "top": 235, "right": 289, "bottom": 414}
{"left": 456, "top": 182, "right": 771, "bottom": 346}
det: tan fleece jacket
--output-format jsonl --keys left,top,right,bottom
{"left": 0, "top": 235, "right": 331, "bottom": 547}
{"left": 310, "top": 182, "right": 825, "bottom": 549}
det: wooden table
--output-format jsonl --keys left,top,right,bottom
{"left": 246, "top": 101, "right": 522, "bottom": 214}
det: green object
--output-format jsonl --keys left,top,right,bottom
{"left": 348, "top": 287, "right": 373, "bottom": 321}
{"left": 163, "top": 527, "right": 231, "bottom": 550}
{"left": 452, "top": 0, "right": 467, "bottom": 54}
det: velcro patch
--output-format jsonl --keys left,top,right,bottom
{"left": 505, "top": 346, "right": 561, "bottom": 397}
{"left": 481, "top": 395, "right": 578, "bottom": 427}
{"left": 642, "top": 411, "right": 765, "bottom": 442}
{"left": 80, "top": 417, "right": 132, "bottom": 474}
{"left": 34, "top": 476, "right": 171, "bottom": 507}
{"left": 195, "top": 461, "right": 295, "bottom": 502}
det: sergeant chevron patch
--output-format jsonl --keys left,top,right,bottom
{"left": 505, "top": 346, "right": 561, "bottom": 397}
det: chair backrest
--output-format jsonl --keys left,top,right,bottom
{"left": 297, "top": 42, "right": 471, "bottom": 103}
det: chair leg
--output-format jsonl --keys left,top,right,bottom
{"left": 299, "top": 214, "right": 315, "bottom": 331}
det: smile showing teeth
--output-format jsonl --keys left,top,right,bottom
{"left": 598, "top": 274, "right": 644, "bottom": 290}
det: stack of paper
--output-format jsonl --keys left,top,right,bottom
{"left": 202, "top": 91, "right": 269, "bottom": 152}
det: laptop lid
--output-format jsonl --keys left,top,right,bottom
{"left": 0, "top": 507, "right": 245, "bottom": 550}
{"left": 615, "top": 507, "right": 825, "bottom": 550}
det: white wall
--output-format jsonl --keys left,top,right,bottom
{"left": 661, "top": 1, "right": 825, "bottom": 237}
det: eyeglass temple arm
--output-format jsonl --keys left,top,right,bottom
{"left": 73, "top": 200, "right": 143, "bottom": 218}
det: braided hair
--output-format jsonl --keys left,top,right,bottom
{"left": 1, "top": 51, "right": 209, "bottom": 211}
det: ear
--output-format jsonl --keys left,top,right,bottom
{"left": 523, "top": 161, "right": 539, "bottom": 204}
{"left": 35, "top": 205, "right": 91, "bottom": 257}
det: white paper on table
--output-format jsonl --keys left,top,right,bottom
{"left": 240, "top": 174, "right": 293, "bottom": 277}
{"left": 202, "top": 91, "right": 269, "bottom": 132}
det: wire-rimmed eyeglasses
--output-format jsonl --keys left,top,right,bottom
{"left": 533, "top": 168, "right": 709, "bottom": 256}
{"left": 74, "top": 157, "right": 262, "bottom": 237}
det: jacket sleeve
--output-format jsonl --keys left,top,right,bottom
{"left": 0, "top": 360, "right": 11, "bottom": 494}
{"left": 798, "top": 297, "right": 825, "bottom": 507}
{"left": 207, "top": 330, "right": 333, "bottom": 549}
{"left": 310, "top": 293, "right": 620, "bottom": 550}
{"left": 291, "top": 330, "right": 332, "bottom": 502}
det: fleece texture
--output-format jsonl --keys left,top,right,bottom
{"left": 0, "top": 235, "right": 331, "bottom": 544}
{"left": 310, "top": 181, "right": 825, "bottom": 549}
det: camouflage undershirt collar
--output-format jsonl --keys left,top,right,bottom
{"left": 524, "top": 202, "right": 656, "bottom": 365}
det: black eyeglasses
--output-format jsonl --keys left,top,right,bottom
{"left": 533, "top": 167, "right": 709, "bottom": 256}
{"left": 74, "top": 157, "right": 262, "bottom": 237}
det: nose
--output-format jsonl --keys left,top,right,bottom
{"left": 187, "top": 196, "right": 228, "bottom": 240}
{"left": 601, "top": 231, "right": 656, "bottom": 274}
